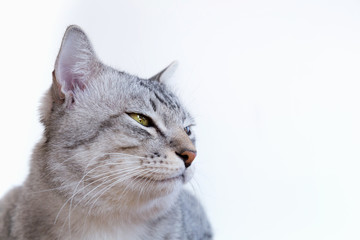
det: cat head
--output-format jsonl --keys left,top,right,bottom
{"left": 39, "top": 26, "right": 196, "bottom": 217}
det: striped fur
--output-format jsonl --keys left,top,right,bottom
{"left": 0, "top": 25, "right": 212, "bottom": 239}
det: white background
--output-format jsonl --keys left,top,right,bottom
{"left": 1, "top": 0, "right": 360, "bottom": 239}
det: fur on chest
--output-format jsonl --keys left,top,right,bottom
{"left": 59, "top": 209, "right": 182, "bottom": 240}
{"left": 67, "top": 222, "right": 149, "bottom": 240}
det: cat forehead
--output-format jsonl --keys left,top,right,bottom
{"left": 94, "top": 69, "right": 192, "bottom": 124}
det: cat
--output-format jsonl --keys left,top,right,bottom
{"left": 0, "top": 25, "right": 212, "bottom": 240}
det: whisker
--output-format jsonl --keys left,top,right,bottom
{"left": 66, "top": 165, "right": 143, "bottom": 228}
{"left": 73, "top": 166, "right": 143, "bottom": 209}
{"left": 85, "top": 169, "right": 148, "bottom": 208}
{"left": 84, "top": 170, "right": 149, "bottom": 220}
{"left": 59, "top": 165, "right": 143, "bottom": 235}
{"left": 54, "top": 161, "right": 139, "bottom": 224}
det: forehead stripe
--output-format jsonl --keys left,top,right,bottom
{"left": 139, "top": 79, "right": 180, "bottom": 110}
{"left": 150, "top": 99, "right": 157, "bottom": 112}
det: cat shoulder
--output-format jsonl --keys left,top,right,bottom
{"left": 0, "top": 186, "right": 23, "bottom": 239}
{"left": 178, "top": 190, "right": 213, "bottom": 239}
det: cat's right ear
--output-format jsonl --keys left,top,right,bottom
{"left": 149, "top": 61, "right": 178, "bottom": 83}
{"left": 53, "top": 25, "right": 98, "bottom": 106}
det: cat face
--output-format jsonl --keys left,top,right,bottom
{"left": 40, "top": 26, "right": 196, "bottom": 214}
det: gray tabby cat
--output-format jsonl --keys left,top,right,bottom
{"left": 0, "top": 25, "right": 212, "bottom": 240}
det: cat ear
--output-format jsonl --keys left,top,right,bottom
{"left": 53, "top": 25, "right": 98, "bottom": 105}
{"left": 149, "top": 61, "right": 178, "bottom": 83}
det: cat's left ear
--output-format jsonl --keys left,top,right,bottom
{"left": 53, "top": 25, "right": 99, "bottom": 106}
{"left": 149, "top": 61, "right": 178, "bottom": 83}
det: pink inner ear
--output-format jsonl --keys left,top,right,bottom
{"left": 58, "top": 62, "right": 86, "bottom": 92}
{"left": 72, "top": 77, "right": 86, "bottom": 91}
{"left": 55, "top": 31, "right": 96, "bottom": 96}
{"left": 58, "top": 62, "right": 72, "bottom": 93}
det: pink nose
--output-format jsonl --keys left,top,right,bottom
{"left": 178, "top": 150, "right": 197, "bottom": 168}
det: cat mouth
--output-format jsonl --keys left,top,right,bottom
{"left": 134, "top": 174, "right": 184, "bottom": 183}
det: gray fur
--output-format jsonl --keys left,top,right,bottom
{"left": 0, "top": 25, "right": 212, "bottom": 240}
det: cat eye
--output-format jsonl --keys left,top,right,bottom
{"left": 128, "top": 113, "right": 151, "bottom": 127}
{"left": 184, "top": 126, "right": 191, "bottom": 136}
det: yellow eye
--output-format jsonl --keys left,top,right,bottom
{"left": 129, "top": 113, "right": 151, "bottom": 127}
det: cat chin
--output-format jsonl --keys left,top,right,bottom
{"left": 131, "top": 167, "right": 195, "bottom": 197}
{"left": 133, "top": 176, "right": 183, "bottom": 197}
{"left": 133, "top": 173, "right": 184, "bottom": 185}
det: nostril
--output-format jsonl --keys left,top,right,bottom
{"left": 176, "top": 150, "right": 196, "bottom": 168}
{"left": 176, "top": 152, "right": 188, "bottom": 161}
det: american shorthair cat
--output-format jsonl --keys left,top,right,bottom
{"left": 0, "top": 25, "right": 212, "bottom": 240}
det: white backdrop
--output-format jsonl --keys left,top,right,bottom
{"left": 1, "top": 0, "right": 360, "bottom": 239}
